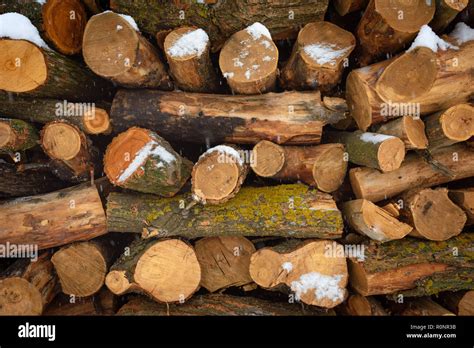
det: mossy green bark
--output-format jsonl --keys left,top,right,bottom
{"left": 106, "top": 183, "right": 344, "bottom": 239}
{"left": 0, "top": 118, "right": 38, "bottom": 152}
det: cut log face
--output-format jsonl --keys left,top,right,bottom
{"left": 83, "top": 11, "right": 170, "bottom": 88}
{"left": 82, "top": 108, "right": 112, "bottom": 135}
{"left": 342, "top": 199, "right": 412, "bottom": 242}
{"left": 164, "top": 27, "right": 219, "bottom": 92}
{"left": 106, "top": 238, "right": 201, "bottom": 303}
{"left": 249, "top": 240, "right": 348, "bottom": 308}
{"left": 219, "top": 22, "right": 278, "bottom": 94}
{"left": 401, "top": 188, "right": 467, "bottom": 241}
{"left": 195, "top": 236, "right": 255, "bottom": 292}
{"left": 375, "top": 116, "right": 428, "bottom": 150}
{"left": 104, "top": 127, "right": 192, "bottom": 196}
{"left": 356, "top": 0, "right": 435, "bottom": 65}
{"left": 449, "top": 188, "right": 474, "bottom": 225}
{"left": 191, "top": 145, "right": 248, "bottom": 205}
{"left": 251, "top": 141, "right": 347, "bottom": 192}
{"left": 424, "top": 104, "right": 474, "bottom": 150}
{"left": 0, "top": 118, "right": 38, "bottom": 151}
{"left": 281, "top": 21, "right": 355, "bottom": 91}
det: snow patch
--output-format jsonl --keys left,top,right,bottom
{"left": 201, "top": 145, "right": 243, "bottom": 166}
{"left": 35, "top": 0, "right": 46, "bottom": 4}
{"left": 223, "top": 72, "right": 234, "bottom": 78}
{"left": 408, "top": 25, "right": 457, "bottom": 52}
{"left": 359, "top": 132, "right": 394, "bottom": 144}
{"left": 0, "top": 13, "right": 49, "bottom": 49}
{"left": 290, "top": 272, "right": 345, "bottom": 303}
{"left": 450, "top": 22, "right": 474, "bottom": 45}
{"left": 262, "top": 56, "right": 272, "bottom": 61}
{"left": 167, "top": 28, "right": 209, "bottom": 58}
{"left": 244, "top": 70, "right": 251, "bottom": 80}
{"left": 303, "top": 43, "right": 350, "bottom": 66}
{"left": 100, "top": 11, "right": 139, "bottom": 32}
{"left": 281, "top": 262, "right": 293, "bottom": 273}
{"left": 246, "top": 22, "right": 272, "bottom": 40}
{"left": 116, "top": 25, "right": 123, "bottom": 31}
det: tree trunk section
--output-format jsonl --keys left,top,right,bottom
{"left": 430, "top": 0, "right": 469, "bottom": 33}
{"left": 44, "top": 288, "right": 117, "bottom": 315}
{"left": 337, "top": 294, "right": 388, "bottom": 315}
{"left": 106, "top": 184, "right": 344, "bottom": 239}
{"left": 449, "top": 188, "right": 474, "bottom": 225}
{"left": 110, "top": 89, "right": 347, "bottom": 145}
{"left": 374, "top": 116, "right": 428, "bottom": 150}
{"left": 0, "top": 118, "right": 38, "bottom": 152}
{"left": 435, "top": 290, "right": 474, "bottom": 316}
{"left": 391, "top": 297, "right": 455, "bottom": 316}
{"left": 0, "top": 183, "right": 107, "bottom": 250}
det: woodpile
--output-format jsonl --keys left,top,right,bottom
{"left": 0, "top": 1, "right": 473, "bottom": 318}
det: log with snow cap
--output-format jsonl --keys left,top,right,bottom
{"left": 82, "top": 11, "right": 171, "bottom": 89}
{"left": 280, "top": 21, "right": 355, "bottom": 92}
{"left": 0, "top": 13, "right": 113, "bottom": 101}
{"left": 191, "top": 145, "right": 249, "bottom": 205}
{"left": 219, "top": 22, "right": 278, "bottom": 94}
{"left": 103, "top": 127, "right": 192, "bottom": 196}
{"left": 164, "top": 27, "right": 219, "bottom": 92}
{"left": 249, "top": 239, "right": 348, "bottom": 308}
{"left": 347, "top": 23, "right": 474, "bottom": 131}
{"left": 324, "top": 130, "right": 405, "bottom": 172}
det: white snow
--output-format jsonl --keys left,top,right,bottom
{"left": 223, "top": 72, "right": 234, "bottom": 78}
{"left": 201, "top": 145, "right": 243, "bottom": 166}
{"left": 232, "top": 58, "right": 244, "bottom": 67}
{"left": 281, "top": 262, "right": 293, "bottom": 273}
{"left": 0, "top": 13, "right": 49, "bottom": 49}
{"left": 450, "top": 22, "right": 474, "bottom": 45}
{"left": 117, "top": 140, "right": 176, "bottom": 183}
{"left": 262, "top": 56, "right": 272, "bottom": 61}
{"left": 116, "top": 25, "right": 123, "bottom": 31}
{"left": 245, "top": 70, "right": 251, "bottom": 79}
{"left": 359, "top": 132, "right": 394, "bottom": 144}
{"left": 246, "top": 22, "right": 272, "bottom": 40}
{"left": 167, "top": 28, "right": 209, "bottom": 58}
{"left": 303, "top": 43, "right": 350, "bottom": 66}
{"left": 100, "top": 11, "right": 139, "bottom": 32}
{"left": 290, "top": 272, "right": 345, "bottom": 303}
{"left": 408, "top": 25, "right": 457, "bottom": 52}
{"left": 35, "top": 0, "right": 46, "bottom": 4}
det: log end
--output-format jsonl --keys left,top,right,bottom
{"left": 0, "top": 278, "right": 43, "bottom": 315}
{"left": 83, "top": 107, "right": 112, "bottom": 135}
{"left": 312, "top": 143, "right": 348, "bottom": 192}
{"left": 250, "top": 140, "right": 285, "bottom": 177}
{"left": 375, "top": 0, "right": 435, "bottom": 33}
{"left": 404, "top": 116, "right": 429, "bottom": 149}
{"left": 41, "top": 122, "right": 82, "bottom": 160}
{"left": 441, "top": 104, "right": 474, "bottom": 142}
{"left": 376, "top": 136, "right": 406, "bottom": 172}
{"left": 0, "top": 121, "right": 13, "bottom": 148}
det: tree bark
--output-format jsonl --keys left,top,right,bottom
{"left": 0, "top": 118, "right": 38, "bottom": 152}
{"left": 106, "top": 184, "right": 344, "bottom": 239}
{"left": 83, "top": 11, "right": 171, "bottom": 89}
{"left": 105, "top": 238, "right": 201, "bottom": 303}
{"left": 104, "top": 127, "right": 192, "bottom": 197}
{"left": 349, "top": 144, "right": 474, "bottom": 202}
{"left": 374, "top": 116, "right": 428, "bottom": 150}
{"left": 0, "top": 183, "right": 107, "bottom": 250}
{"left": 0, "top": 0, "right": 87, "bottom": 55}
{"left": 348, "top": 233, "right": 474, "bottom": 296}
{"left": 249, "top": 239, "right": 348, "bottom": 308}
{"left": 430, "top": 0, "right": 469, "bottom": 33}
{"left": 44, "top": 288, "right": 117, "bottom": 315}
{"left": 449, "top": 188, "right": 474, "bottom": 225}
{"left": 0, "top": 39, "right": 114, "bottom": 101}
{"left": 342, "top": 199, "right": 412, "bottom": 242}
{"left": 325, "top": 130, "right": 405, "bottom": 172}
{"left": 391, "top": 297, "right": 455, "bottom": 316}
{"left": 250, "top": 141, "right": 347, "bottom": 193}
{"left": 337, "top": 294, "right": 388, "bottom": 315}
{"left": 110, "top": 89, "right": 348, "bottom": 145}
{"left": 280, "top": 21, "right": 355, "bottom": 92}
{"left": 0, "top": 252, "right": 59, "bottom": 315}
{"left": 195, "top": 236, "right": 255, "bottom": 292}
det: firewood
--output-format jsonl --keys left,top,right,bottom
{"left": 430, "top": 0, "right": 469, "bottom": 33}
{"left": 105, "top": 238, "right": 201, "bottom": 304}
{"left": 399, "top": 188, "right": 467, "bottom": 241}
{"left": 436, "top": 290, "right": 474, "bottom": 316}
{"left": 249, "top": 240, "right": 348, "bottom": 308}
{"left": 106, "top": 184, "right": 344, "bottom": 239}
{"left": 0, "top": 253, "right": 59, "bottom": 315}
{"left": 333, "top": 0, "right": 369, "bottom": 16}
{"left": 44, "top": 288, "right": 117, "bottom": 316}
{"left": 40, "top": 121, "right": 95, "bottom": 182}
{"left": 104, "top": 127, "right": 192, "bottom": 196}
{"left": 325, "top": 130, "right": 405, "bottom": 172}
{"left": 164, "top": 27, "right": 219, "bottom": 92}
{"left": 251, "top": 141, "right": 347, "bottom": 193}
{"left": 117, "top": 294, "right": 333, "bottom": 316}
{"left": 83, "top": 11, "right": 171, "bottom": 89}
{"left": 219, "top": 22, "right": 278, "bottom": 94}
{"left": 195, "top": 236, "right": 255, "bottom": 292}
{"left": 281, "top": 22, "right": 355, "bottom": 91}
{"left": 0, "top": 118, "right": 38, "bottom": 152}
{"left": 0, "top": 183, "right": 107, "bottom": 250}
{"left": 109, "top": 0, "right": 329, "bottom": 51}
{"left": 0, "top": 93, "right": 112, "bottom": 135}
{"left": 0, "top": 37, "right": 113, "bottom": 101}
{"left": 51, "top": 235, "right": 130, "bottom": 297}
{"left": 342, "top": 199, "right": 412, "bottom": 242}
{"left": 350, "top": 144, "right": 474, "bottom": 202}
{"left": 449, "top": 188, "right": 474, "bottom": 225}
{"left": 380, "top": 202, "right": 400, "bottom": 217}
{"left": 424, "top": 104, "right": 474, "bottom": 150}
{"left": 393, "top": 297, "right": 455, "bottom": 316}
{"left": 337, "top": 294, "right": 388, "bottom": 316}
{"left": 348, "top": 233, "right": 474, "bottom": 296}
{"left": 191, "top": 145, "right": 248, "bottom": 205}
{"left": 0, "top": 0, "right": 87, "bottom": 55}
{"left": 347, "top": 31, "right": 474, "bottom": 131}
{"left": 110, "top": 89, "right": 347, "bottom": 145}
{"left": 356, "top": 0, "right": 435, "bottom": 65}
{"left": 374, "top": 116, "right": 428, "bottom": 150}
